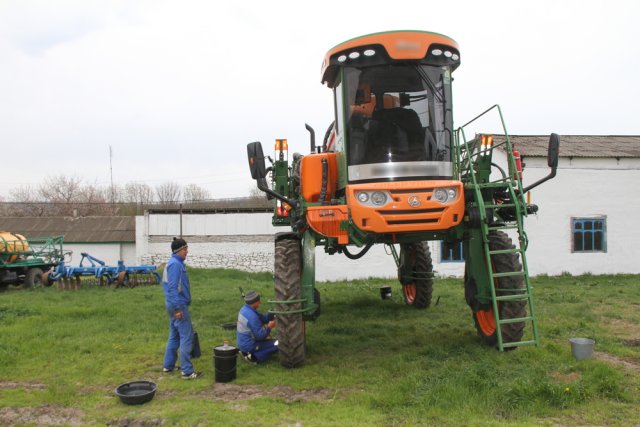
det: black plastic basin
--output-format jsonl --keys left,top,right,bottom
{"left": 115, "top": 380, "right": 157, "bottom": 405}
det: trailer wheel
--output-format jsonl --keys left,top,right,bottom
{"left": 472, "top": 231, "right": 526, "bottom": 349}
{"left": 42, "top": 271, "right": 54, "bottom": 287}
{"left": 116, "top": 271, "right": 130, "bottom": 288}
{"left": 274, "top": 235, "right": 305, "bottom": 368}
{"left": 398, "top": 242, "right": 433, "bottom": 309}
{"left": 24, "top": 268, "right": 44, "bottom": 288}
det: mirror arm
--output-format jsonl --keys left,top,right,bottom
{"left": 520, "top": 167, "right": 557, "bottom": 194}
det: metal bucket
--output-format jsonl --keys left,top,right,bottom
{"left": 569, "top": 337, "right": 595, "bottom": 360}
{"left": 213, "top": 343, "right": 238, "bottom": 383}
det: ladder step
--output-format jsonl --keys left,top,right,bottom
{"left": 489, "top": 248, "right": 522, "bottom": 255}
{"left": 502, "top": 340, "right": 538, "bottom": 348}
{"left": 488, "top": 225, "right": 519, "bottom": 231}
{"left": 492, "top": 271, "right": 526, "bottom": 278}
{"left": 495, "top": 294, "right": 530, "bottom": 302}
{"left": 495, "top": 288, "right": 528, "bottom": 293}
{"left": 484, "top": 203, "right": 516, "bottom": 209}
{"left": 475, "top": 182, "right": 512, "bottom": 189}
{"left": 498, "top": 316, "right": 533, "bottom": 324}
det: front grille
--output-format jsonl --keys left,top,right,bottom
{"left": 378, "top": 208, "right": 444, "bottom": 215}
{"left": 386, "top": 218, "right": 440, "bottom": 225}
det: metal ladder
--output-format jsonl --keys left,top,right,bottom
{"left": 472, "top": 179, "right": 540, "bottom": 351}
{"left": 456, "top": 107, "right": 539, "bottom": 351}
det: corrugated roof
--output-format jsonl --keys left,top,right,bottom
{"left": 0, "top": 216, "right": 135, "bottom": 243}
{"left": 493, "top": 135, "right": 640, "bottom": 158}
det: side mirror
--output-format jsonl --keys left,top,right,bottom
{"left": 247, "top": 141, "right": 266, "bottom": 180}
{"left": 521, "top": 133, "right": 560, "bottom": 194}
{"left": 547, "top": 133, "right": 560, "bottom": 169}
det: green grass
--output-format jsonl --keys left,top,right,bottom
{"left": 0, "top": 270, "right": 638, "bottom": 426}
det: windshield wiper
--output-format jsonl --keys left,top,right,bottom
{"left": 414, "top": 65, "right": 445, "bottom": 104}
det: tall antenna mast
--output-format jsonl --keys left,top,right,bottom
{"left": 109, "top": 145, "right": 114, "bottom": 204}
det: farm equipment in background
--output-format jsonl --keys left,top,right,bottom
{"left": 0, "top": 233, "right": 64, "bottom": 288}
{"left": 247, "top": 30, "right": 560, "bottom": 367}
{"left": 46, "top": 252, "right": 161, "bottom": 289}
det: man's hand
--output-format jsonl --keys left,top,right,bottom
{"left": 174, "top": 310, "right": 184, "bottom": 320}
{"left": 267, "top": 319, "right": 276, "bottom": 329}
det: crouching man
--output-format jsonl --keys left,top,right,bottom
{"left": 237, "top": 290, "right": 278, "bottom": 364}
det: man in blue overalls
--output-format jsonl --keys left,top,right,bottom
{"left": 237, "top": 290, "right": 278, "bottom": 364}
{"left": 162, "top": 237, "right": 201, "bottom": 379}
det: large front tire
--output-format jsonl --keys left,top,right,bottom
{"left": 398, "top": 242, "right": 433, "bottom": 309}
{"left": 274, "top": 235, "right": 305, "bottom": 368}
{"left": 471, "top": 231, "right": 526, "bottom": 348}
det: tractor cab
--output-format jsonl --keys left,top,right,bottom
{"left": 321, "top": 31, "right": 460, "bottom": 183}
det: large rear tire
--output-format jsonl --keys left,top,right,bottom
{"left": 274, "top": 235, "right": 305, "bottom": 368}
{"left": 24, "top": 268, "right": 44, "bottom": 288}
{"left": 398, "top": 242, "right": 433, "bottom": 309}
{"left": 471, "top": 231, "right": 526, "bottom": 348}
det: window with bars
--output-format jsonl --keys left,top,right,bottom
{"left": 572, "top": 217, "right": 606, "bottom": 252}
{"left": 441, "top": 240, "right": 464, "bottom": 262}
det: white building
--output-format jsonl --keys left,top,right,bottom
{"left": 0, "top": 216, "right": 136, "bottom": 266}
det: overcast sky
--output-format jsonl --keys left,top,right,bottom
{"left": 0, "top": 0, "right": 638, "bottom": 200}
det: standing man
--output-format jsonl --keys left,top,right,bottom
{"left": 237, "top": 290, "right": 278, "bottom": 364}
{"left": 162, "top": 237, "right": 201, "bottom": 379}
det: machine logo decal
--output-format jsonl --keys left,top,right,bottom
{"left": 408, "top": 195, "right": 421, "bottom": 208}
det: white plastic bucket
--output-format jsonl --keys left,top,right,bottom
{"left": 569, "top": 338, "right": 595, "bottom": 360}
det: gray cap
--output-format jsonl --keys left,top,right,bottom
{"left": 244, "top": 290, "right": 260, "bottom": 304}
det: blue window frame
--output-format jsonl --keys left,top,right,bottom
{"left": 572, "top": 217, "right": 606, "bottom": 252}
{"left": 441, "top": 241, "right": 464, "bottom": 262}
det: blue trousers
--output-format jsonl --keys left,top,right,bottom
{"left": 250, "top": 339, "right": 279, "bottom": 363}
{"left": 163, "top": 307, "right": 194, "bottom": 375}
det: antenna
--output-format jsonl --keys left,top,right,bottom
{"left": 109, "top": 145, "right": 114, "bottom": 204}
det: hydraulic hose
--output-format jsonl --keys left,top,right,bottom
{"left": 342, "top": 242, "right": 374, "bottom": 260}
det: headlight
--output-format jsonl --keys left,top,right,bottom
{"left": 371, "top": 191, "right": 387, "bottom": 206}
{"left": 355, "top": 190, "right": 390, "bottom": 207}
{"left": 433, "top": 189, "right": 448, "bottom": 203}
{"left": 357, "top": 192, "right": 369, "bottom": 203}
{"left": 433, "top": 187, "right": 458, "bottom": 204}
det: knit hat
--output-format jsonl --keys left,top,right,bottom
{"left": 171, "top": 237, "right": 188, "bottom": 253}
{"left": 244, "top": 290, "right": 260, "bottom": 305}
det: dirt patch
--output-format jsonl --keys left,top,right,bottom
{"left": 106, "top": 418, "right": 165, "bottom": 427}
{"left": 551, "top": 371, "right": 582, "bottom": 384}
{"left": 603, "top": 319, "right": 640, "bottom": 341}
{"left": 593, "top": 351, "right": 640, "bottom": 373}
{"left": 0, "top": 405, "right": 84, "bottom": 426}
{"left": 0, "top": 381, "right": 46, "bottom": 390}
{"left": 197, "top": 383, "right": 334, "bottom": 403}
{"left": 623, "top": 338, "right": 640, "bottom": 347}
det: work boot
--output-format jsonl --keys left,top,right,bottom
{"left": 181, "top": 371, "right": 203, "bottom": 380}
{"left": 241, "top": 352, "right": 258, "bottom": 364}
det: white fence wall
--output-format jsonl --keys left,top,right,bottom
{"left": 135, "top": 213, "right": 455, "bottom": 281}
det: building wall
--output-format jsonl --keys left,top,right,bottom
{"left": 135, "top": 156, "right": 640, "bottom": 279}
{"left": 519, "top": 156, "right": 640, "bottom": 275}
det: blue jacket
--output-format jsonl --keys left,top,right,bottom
{"left": 237, "top": 304, "right": 273, "bottom": 352}
{"left": 162, "top": 254, "right": 191, "bottom": 314}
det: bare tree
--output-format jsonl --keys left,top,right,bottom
{"left": 155, "top": 181, "right": 182, "bottom": 206}
{"left": 183, "top": 184, "right": 210, "bottom": 202}
{"left": 122, "top": 182, "right": 155, "bottom": 204}
{"left": 7, "top": 185, "right": 47, "bottom": 216}
{"left": 38, "top": 175, "right": 82, "bottom": 204}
